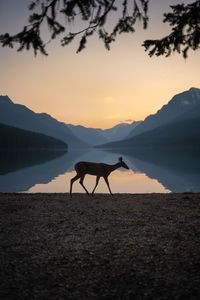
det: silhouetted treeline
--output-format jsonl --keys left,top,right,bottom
{"left": 0, "top": 123, "right": 68, "bottom": 149}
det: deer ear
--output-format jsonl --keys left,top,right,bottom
{"left": 119, "top": 157, "right": 123, "bottom": 162}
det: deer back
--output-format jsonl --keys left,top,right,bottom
{"left": 75, "top": 161, "right": 112, "bottom": 176}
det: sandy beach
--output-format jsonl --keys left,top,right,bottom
{"left": 0, "top": 193, "right": 200, "bottom": 299}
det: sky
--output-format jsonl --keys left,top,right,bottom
{"left": 0, "top": 0, "right": 199, "bottom": 129}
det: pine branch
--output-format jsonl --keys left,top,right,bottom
{"left": 143, "top": 0, "right": 200, "bottom": 58}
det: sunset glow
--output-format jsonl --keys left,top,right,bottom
{"left": 0, "top": 0, "right": 199, "bottom": 129}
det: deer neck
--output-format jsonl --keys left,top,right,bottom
{"left": 110, "top": 162, "right": 121, "bottom": 172}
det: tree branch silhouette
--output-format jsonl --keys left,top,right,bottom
{"left": 143, "top": 1, "right": 200, "bottom": 58}
{"left": 0, "top": 0, "right": 149, "bottom": 55}
{"left": 0, "top": 0, "right": 199, "bottom": 58}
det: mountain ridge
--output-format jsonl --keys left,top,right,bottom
{"left": 0, "top": 95, "right": 140, "bottom": 147}
{"left": 97, "top": 87, "right": 200, "bottom": 149}
{"left": 0, "top": 96, "right": 87, "bottom": 148}
{"left": 66, "top": 121, "right": 141, "bottom": 145}
{"left": 127, "top": 87, "right": 200, "bottom": 138}
{"left": 98, "top": 116, "right": 200, "bottom": 149}
{"left": 1, "top": 87, "right": 199, "bottom": 149}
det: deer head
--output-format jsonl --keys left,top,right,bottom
{"left": 118, "top": 157, "right": 129, "bottom": 169}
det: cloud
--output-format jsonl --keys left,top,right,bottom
{"left": 119, "top": 119, "right": 133, "bottom": 123}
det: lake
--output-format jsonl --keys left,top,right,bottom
{"left": 0, "top": 147, "right": 200, "bottom": 193}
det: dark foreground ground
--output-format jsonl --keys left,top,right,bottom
{"left": 0, "top": 193, "right": 200, "bottom": 300}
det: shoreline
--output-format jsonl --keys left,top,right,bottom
{"left": 1, "top": 193, "right": 200, "bottom": 299}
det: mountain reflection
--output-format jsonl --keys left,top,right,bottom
{"left": 117, "top": 147, "right": 200, "bottom": 193}
{"left": 0, "top": 148, "right": 200, "bottom": 193}
{"left": 0, "top": 150, "right": 71, "bottom": 192}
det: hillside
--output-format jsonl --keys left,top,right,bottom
{"left": 128, "top": 87, "right": 200, "bottom": 138}
{"left": 0, "top": 123, "right": 68, "bottom": 149}
{"left": 0, "top": 96, "right": 142, "bottom": 147}
{"left": 98, "top": 88, "right": 200, "bottom": 149}
{"left": 101, "top": 122, "right": 141, "bottom": 141}
{"left": 0, "top": 96, "right": 86, "bottom": 148}
{"left": 98, "top": 117, "right": 200, "bottom": 149}
{"left": 66, "top": 124, "right": 108, "bottom": 145}
{"left": 66, "top": 122, "right": 141, "bottom": 145}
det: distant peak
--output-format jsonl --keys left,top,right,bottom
{"left": 0, "top": 95, "right": 13, "bottom": 104}
{"left": 188, "top": 87, "right": 200, "bottom": 99}
{"left": 170, "top": 87, "right": 200, "bottom": 105}
{"left": 189, "top": 87, "right": 199, "bottom": 91}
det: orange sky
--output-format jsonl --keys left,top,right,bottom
{"left": 0, "top": 0, "right": 199, "bottom": 129}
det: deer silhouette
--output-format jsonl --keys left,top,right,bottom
{"left": 70, "top": 156, "right": 129, "bottom": 196}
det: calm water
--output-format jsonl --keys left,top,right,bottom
{"left": 0, "top": 148, "right": 200, "bottom": 193}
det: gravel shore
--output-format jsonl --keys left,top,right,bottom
{"left": 0, "top": 193, "right": 200, "bottom": 299}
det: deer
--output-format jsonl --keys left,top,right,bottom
{"left": 70, "top": 156, "right": 129, "bottom": 197}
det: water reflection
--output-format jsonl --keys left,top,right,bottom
{"left": 0, "top": 150, "right": 70, "bottom": 192}
{"left": 119, "top": 147, "right": 200, "bottom": 192}
{"left": 0, "top": 148, "right": 200, "bottom": 193}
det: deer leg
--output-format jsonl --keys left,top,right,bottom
{"left": 70, "top": 174, "right": 80, "bottom": 197}
{"left": 92, "top": 176, "right": 100, "bottom": 196}
{"left": 79, "top": 175, "right": 89, "bottom": 195}
{"left": 104, "top": 176, "right": 113, "bottom": 195}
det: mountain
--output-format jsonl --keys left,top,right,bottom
{"left": 66, "top": 124, "right": 108, "bottom": 145}
{"left": 101, "top": 121, "right": 141, "bottom": 142}
{"left": 99, "top": 117, "right": 200, "bottom": 148}
{"left": 0, "top": 96, "right": 139, "bottom": 147}
{"left": 127, "top": 87, "right": 200, "bottom": 138}
{"left": 66, "top": 121, "right": 141, "bottom": 145}
{"left": 98, "top": 87, "right": 200, "bottom": 149}
{"left": 0, "top": 122, "right": 68, "bottom": 149}
{"left": 0, "top": 96, "right": 86, "bottom": 148}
